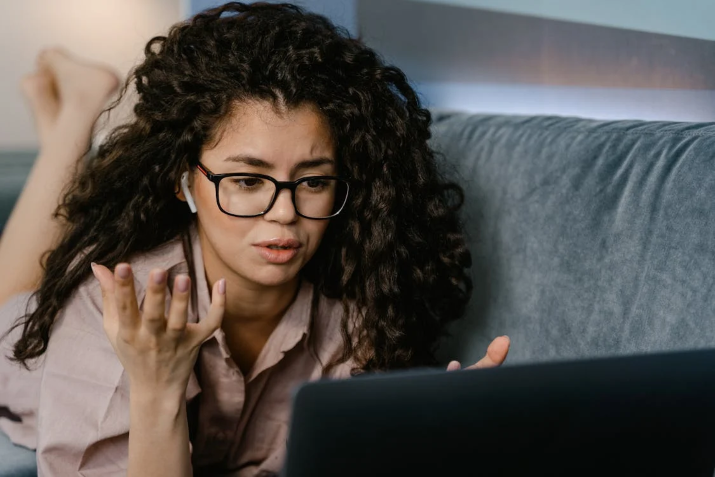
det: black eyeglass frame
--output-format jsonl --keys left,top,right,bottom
{"left": 195, "top": 162, "right": 350, "bottom": 219}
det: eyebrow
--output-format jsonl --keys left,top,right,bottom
{"left": 223, "top": 154, "right": 335, "bottom": 172}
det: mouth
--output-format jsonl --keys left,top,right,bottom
{"left": 253, "top": 239, "right": 302, "bottom": 264}
{"left": 253, "top": 239, "right": 302, "bottom": 249}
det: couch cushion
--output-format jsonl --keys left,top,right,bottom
{"left": 430, "top": 113, "right": 715, "bottom": 365}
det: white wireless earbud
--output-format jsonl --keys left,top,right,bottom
{"left": 180, "top": 171, "right": 197, "bottom": 213}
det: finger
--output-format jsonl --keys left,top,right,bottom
{"left": 113, "top": 263, "right": 141, "bottom": 334}
{"left": 91, "top": 262, "right": 115, "bottom": 309}
{"left": 141, "top": 269, "right": 168, "bottom": 335}
{"left": 190, "top": 278, "right": 226, "bottom": 346}
{"left": 467, "top": 335, "right": 511, "bottom": 370}
{"left": 446, "top": 360, "right": 461, "bottom": 372}
{"left": 166, "top": 274, "right": 191, "bottom": 338}
{"left": 91, "top": 262, "right": 117, "bottom": 326}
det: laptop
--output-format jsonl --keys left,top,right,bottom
{"left": 283, "top": 349, "right": 715, "bottom": 477}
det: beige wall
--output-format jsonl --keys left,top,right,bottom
{"left": 0, "top": 0, "right": 184, "bottom": 149}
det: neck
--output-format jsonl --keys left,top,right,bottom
{"left": 221, "top": 274, "right": 301, "bottom": 326}
{"left": 205, "top": 266, "right": 300, "bottom": 375}
{"left": 195, "top": 226, "right": 303, "bottom": 374}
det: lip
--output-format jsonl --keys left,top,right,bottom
{"left": 253, "top": 245, "right": 300, "bottom": 264}
{"left": 252, "top": 238, "right": 302, "bottom": 264}
{"left": 253, "top": 238, "right": 302, "bottom": 248}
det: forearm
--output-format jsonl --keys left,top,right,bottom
{"left": 128, "top": 391, "right": 193, "bottom": 477}
{"left": 0, "top": 108, "right": 95, "bottom": 304}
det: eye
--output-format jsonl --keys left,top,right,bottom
{"left": 302, "top": 178, "right": 328, "bottom": 190}
{"left": 229, "top": 177, "right": 264, "bottom": 189}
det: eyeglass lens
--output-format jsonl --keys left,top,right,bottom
{"left": 217, "top": 176, "right": 348, "bottom": 218}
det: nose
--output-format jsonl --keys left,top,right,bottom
{"left": 263, "top": 188, "right": 297, "bottom": 224}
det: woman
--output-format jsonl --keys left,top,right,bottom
{"left": 0, "top": 3, "right": 509, "bottom": 476}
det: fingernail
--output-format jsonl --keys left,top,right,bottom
{"left": 218, "top": 279, "right": 226, "bottom": 295}
{"left": 176, "top": 275, "right": 190, "bottom": 293}
{"left": 116, "top": 264, "right": 131, "bottom": 279}
{"left": 153, "top": 269, "right": 167, "bottom": 285}
{"left": 90, "top": 262, "right": 97, "bottom": 274}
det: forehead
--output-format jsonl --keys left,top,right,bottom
{"left": 201, "top": 99, "right": 336, "bottom": 168}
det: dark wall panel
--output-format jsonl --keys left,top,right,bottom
{"left": 358, "top": 0, "right": 715, "bottom": 90}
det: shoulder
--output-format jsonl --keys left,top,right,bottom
{"left": 311, "top": 291, "right": 346, "bottom": 344}
{"left": 0, "top": 291, "right": 36, "bottom": 341}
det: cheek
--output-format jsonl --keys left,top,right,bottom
{"left": 195, "top": 180, "right": 252, "bottom": 240}
{"left": 194, "top": 179, "right": 228, "bottom": 223}
{"left": 193, "top": 179, "right": 215, "bottom": 211}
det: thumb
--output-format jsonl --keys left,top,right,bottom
{"left": 486, "top": 335, "right": 510, "bottom": 365}
{"left": 469, "top": 335, "right": 511, "bottom": 369}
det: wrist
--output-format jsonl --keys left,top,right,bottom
{"left": 130, "top": 387, "right": 186, "bottom": 416}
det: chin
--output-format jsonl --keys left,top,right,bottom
{"left": 245, "top": 265, "right": 301, "bottom": 288}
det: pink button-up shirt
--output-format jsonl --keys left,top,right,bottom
{"left": 0, "top": 226, "right": 353, "bottom": 476}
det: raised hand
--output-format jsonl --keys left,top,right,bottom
{"left": 447, "top": 335, "right": 510, "bottom": 371}
{"left": 91, "top": 263, "right": 225, "bottom": 398}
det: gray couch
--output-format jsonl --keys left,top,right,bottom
{"left": 2, "top": 111, "right": 715, "bottom": 473}
{"left": 432, "top": 112, "right": 715, "bottom": 366}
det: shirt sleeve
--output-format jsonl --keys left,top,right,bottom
{"left": 36, "top": 278, "right": 129, "bottom": 476}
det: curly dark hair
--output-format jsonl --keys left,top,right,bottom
{"left": 8, "top": 2, "right": 472, "bottom": 372}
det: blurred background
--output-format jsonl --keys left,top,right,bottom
{"left": 2, "top": 0, "right": 715, "bottom": 151}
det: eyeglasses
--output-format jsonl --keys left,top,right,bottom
{"left": 195, "top": 162, "right": 349, "bottom": 219}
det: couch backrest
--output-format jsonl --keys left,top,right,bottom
{"left": 430, "top": 112, "right": 715, "bottom": 366}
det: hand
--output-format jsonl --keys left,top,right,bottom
{"left": 91, "top": 262, "right": 225, "bottom": 398}
{"left": 446, "top": 335, "right": 510, "bottom": 371}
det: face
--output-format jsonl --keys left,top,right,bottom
{"left": 184, "top": 100, "right": 337, "bottom": 290}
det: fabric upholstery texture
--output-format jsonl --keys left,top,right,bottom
{"left": 430, "top": 112, "right": 715, "bottom": 366}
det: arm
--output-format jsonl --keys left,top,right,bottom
{"left": 36, "top": 266, "right": 201, "bottom": 476}
{"left": 129, "top": 392, "right": 193, "bottom": 477}
{"left": 91, "top": 263, "right": 225, "bottom": 477}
